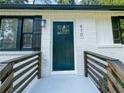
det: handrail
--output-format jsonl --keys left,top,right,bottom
{"left": 0, "top": 52, "right": 41, "bottom": 93}
{"left": 84, "top": 51, "right": 118, "bottom": 93}
{"left": 108, "top": 60, "right": 124, "bottom": 93}
{"left": 84, "top": 51, "right": 124, "bottom": 93}
{"left": 0, "top": 52, "right": 40, "bottom": 64}
{"left": 84, "top": 51, "right": 117, "bottom": 61}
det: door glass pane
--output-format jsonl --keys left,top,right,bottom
{"left": 0, "top": 18, "right": 18, "bottom": 49}
{"left": 23, "top": 19, "right": 33, "bottom": 33}
{"left": 23, "top": 34, "right": 32, "bottom": 48}
{"left": 57, "top": 25, "right": 70, "bottom": 35}
{"left": 120, "top": 19, "right": 124, "bottom": 43}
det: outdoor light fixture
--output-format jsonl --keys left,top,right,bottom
{"left": 41, "top": 19, "right": 46, "bottom": 27}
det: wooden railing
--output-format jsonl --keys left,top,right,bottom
{"left": 0, "top": 52, "right": 41, "bottom": 93}
{"left": 84, "top": 51, "right": 118, "bottom": 93}
{"left": 108, "top": 60, "right": 124, "bottom": 93}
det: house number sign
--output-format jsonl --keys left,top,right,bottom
{"left": 80, "top": 25, "right": 84, "bottom": 39}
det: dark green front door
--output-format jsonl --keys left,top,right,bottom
{"left": 53, "top": 22, "right": 74, "bottom": 71}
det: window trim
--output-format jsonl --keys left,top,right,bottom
{"left": 0, "top": 16, "right": 42, "bottom": 51}
{"left": 119, "top": 17, "right": 124, "bottom": 44}
{"left": 112, "top": 16, "right": 124, "bottom": 44}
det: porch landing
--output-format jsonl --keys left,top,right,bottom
{"left": 26, "top": 75, "right": 100, "bottom": 93}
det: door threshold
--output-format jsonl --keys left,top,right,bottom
{"left": 52, "top": 71, "right": 76, "bottom": 75}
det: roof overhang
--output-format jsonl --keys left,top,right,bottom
{"left": 0, "top": 4, "right": 124, "bottom": 11}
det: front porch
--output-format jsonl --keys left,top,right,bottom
{"left": 0, "top": 51, "right": 124, "bottom": 93}
{"left": 26, "top": 75, "right": 100, "bottom": 93}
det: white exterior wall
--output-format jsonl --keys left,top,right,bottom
{"left": 1, "top": 10, "right": 124, "bottom": 77}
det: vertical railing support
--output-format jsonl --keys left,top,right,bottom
{"left": 84, "top": 51, "right": 88, "bottom": 77}
{"left": 38, "top": 52, "right": 41, "bottom": 79}
{"left": 9, "top": 62, "right": 14, "bottom": 93}
{"left": 0, "top": 62, "right": 14, "bottom": 93}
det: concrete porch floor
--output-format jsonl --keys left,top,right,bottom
{"left": 26, "top": 75, "right": 100, "bottom": 93}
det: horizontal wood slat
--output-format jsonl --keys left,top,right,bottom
{"left": 88, "top": 70, "right": 108, "bottom": 93}
{"left": 13, "top": 58, "right": 38, "bottom": 72}
{"left": 108, "top": 69, "right": 124, "bottom": 93}
{"left": 84, "top": 51, "right": 116, "bottom": 93}
{"left": 108, "top": 60, "right": 124, "bottom": 93}
{"left": 5, "top": 52, "right": 40, "bottom": 64}
{"left": 17, "top": 73, "right": 37, "bottom": 93}
{"left": 108, "top": 79, "right": 117, "bottom": 93}
{"left": 84, "top": 51, "right": 117, "bottom": 61}
{"left": 13, "top": 67, "right": 38, "bottom": 91}
{"left": 87, "top": 56, "right": 107, "bottom": 69}
{"left": 85, "top": 51, "right": 124, "bottom": 93}
{"left": 87, "top": 61, "right": 106, "bottom": 76}
{"left": 0, "top": 52, "right": 41, "bottom": 93}
{"left": 109, "top": 61, "right": 124, "bottom": 82}
{"left": 14, "top": 63, "right": 38, "bottom": 81}
{"left": 88, "top": 70, "right": 100, "bottom": 88}
{"left": 88, "top": 65, "right": 102, "bottom": 80}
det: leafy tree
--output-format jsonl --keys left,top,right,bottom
{"left": 79, "top": 0, "right": 124, "bottom": 5}
{"left": 0, "top": 0, "right": 52, "bottom": 4}
{"left": 0, "top": 0, "right": 9, "bottom": 3}
{"left": 44, "top": 0, "right": 52, "bottom": 4}
{"left": 55, "top": 0, "right": 75, "bottom": 4}
{"left": 79, "top": 0, "right": 100, "bottom": 5}
{"left": 34, "top": 0, "right": 52, "bottom": 4}
{"left": 0, "top": 0, "right": 28, "bottom": 3}
{"left": 100, "top": 0, "right": 124, "bottom": 5}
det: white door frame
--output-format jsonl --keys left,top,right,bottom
{"left": 50, "top": 19, "right": 77, "bottom": 75}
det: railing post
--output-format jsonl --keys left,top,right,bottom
{"left": 0, "top": 62, "right": 14, "bottom": 93}
{"left": 38, "top": 52, "right": 41, "bottom": 79}
{"left": 107, "top": 60, "right": 124, "bottom": 93}
{"left": 84, "top": 51, "right": 88, "bottom": 77}
{"left": 10, "top": 62, "right": 14, "bottom": 93}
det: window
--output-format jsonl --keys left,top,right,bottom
{"left": 57, "top": 25, "right": 70, "bottom": 35}
{"left": 112, "top": 17, "right": 124, "bottom": 44}
{"left": 120, "top": 19, "right": 124, "bottom": 43}
{"left": 0, "top": 17, "right": 41, "bottom": 51}
{"left": 22, "top": 19, "right": 33, "bottom": 49}
{"left": 0, "top": 18, "right": 18, "bottom": 49}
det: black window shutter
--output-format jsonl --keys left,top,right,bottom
{"left": 111, "top": 16, "right": 121, "bottom": 43}
{"left": 33, "top": 17, "right": 42, "bottom": 51}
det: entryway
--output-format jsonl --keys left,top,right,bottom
{"left": 53, "top": 22, "right": 74, "bottom": 71}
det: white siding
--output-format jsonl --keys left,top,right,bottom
{"left": 1, "top": 10, "right": 124, "bottom": 77}
{"left": 43, "top": 12, "right": 124, "bottom": 76}
{"left": 0, "top": 52, "right": 34, "bottom": 62}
